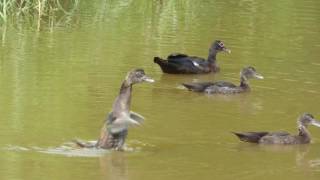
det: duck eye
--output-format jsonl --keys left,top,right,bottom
{"left": 307, "top": 114, "right": 314, "bottom": 118}
{"left": 218, "top": 42, "right": 224, "bottom": 48}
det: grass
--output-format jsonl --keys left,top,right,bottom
{"left": 0, "top": 0, "right": 80, "bottom": 30}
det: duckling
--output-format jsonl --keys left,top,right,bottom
{"left": 182, "top": 66, "right": 263, "bottom": 94}
{"left": 154, "top": 40, "right": 231, "bottom": 74}
{"left": 76, "top": 69, "right": 154, "bottom": 150}
{"left": 233, "top": 113, "right": 320, "bottom": 144}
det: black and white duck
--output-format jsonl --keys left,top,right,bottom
{"left": 182, "top": 66, "right": 263, "bottom": 94}
{"left": 154, "top": 40, "right": 231, "bottom": 74}
{"left": 233, "top": 113, "right": 320, "bottom": 144}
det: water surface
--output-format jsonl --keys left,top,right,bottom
{"left": 0, "top": 0, "right": 320, "bottom": 179}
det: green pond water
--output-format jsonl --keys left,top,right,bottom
{"left": 1, "top": 0, "right": 320, "bottom": 179}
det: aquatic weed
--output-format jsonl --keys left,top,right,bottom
{"left": 0, "top": 0, "right": 79, "bottom": 30}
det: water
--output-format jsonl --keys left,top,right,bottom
{"left": 0, "top": 0, "right": 320, "bottom": 179}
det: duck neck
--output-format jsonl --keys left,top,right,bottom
{"left": 240, "top": 77, "right": 250, "bottom": 89}
{"left": 113, "top": 80, "right": 133, "bottom": 114}
{"left": 96, "top": 80, "right": 132, "bottom": 150}
{"left": 298, "top": 125, "right": 311, "bottom": 143}
{"left": 207, "top": 48, "right": 218, "bottom": 64}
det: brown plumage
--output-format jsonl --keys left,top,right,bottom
{"left": 183, "top": 66, "right": 263, "bottom": 94}
{"left": 75, "top": 69, "right": 154, "bottom": 150}
{"left": 233, "top": 113, "right": 320, "bottom": 144}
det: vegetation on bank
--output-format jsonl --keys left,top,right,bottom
{"left": 0, "top": 0, "right": 79, "bottom": 30}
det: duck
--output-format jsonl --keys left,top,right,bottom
{"left": 233, "top": 113, "right": 320, "bottom": 144}
{"left": 153, "top": 40, "right": 231, "bottom": 74}
{"left": 182, "top": 66, "right": 263, "bottom": 94}
{"left": 75, "top": 69, "right": 154, "bottom": 150}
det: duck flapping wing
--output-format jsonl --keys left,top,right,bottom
{"left": 129, "top": 111, "right": 145, "bottom": 124}
{"left": 106, "top": 111, "right": 145, "bottom": 134}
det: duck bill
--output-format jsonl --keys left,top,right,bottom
{"left": 254, "top": 73, "right": 264, "bottom": 79}
{"left": 142, "top": 75, "right": 155, "bottom": 83}
{"left": 311, "top": 119, "right": 320, "bottom": 128}
{"left": 223, "top": 47, "right": 231, "bottom": 54}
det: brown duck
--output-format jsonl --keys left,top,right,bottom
{"left": 233, "top": 113, "right": 320, "bottom": 144}
{"left": 75, "top": 69, "right": 154, "bottom": 150}
{"left": 182, "top": 66, "right": 263, "bottom": 94}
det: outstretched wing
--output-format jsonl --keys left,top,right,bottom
{"left": 105, "top": 111, "right": 144, "bottom": 134}
{"left": 130, "top": 111, "right": 145, "bottom": 124}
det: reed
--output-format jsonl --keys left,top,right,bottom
{"left": 0, "top": 0, "right": 79, "bottom": 29}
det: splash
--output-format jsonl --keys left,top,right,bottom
{"left": 2, "top": 139, "right": 154, "bottom": 157}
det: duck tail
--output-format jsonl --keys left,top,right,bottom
{"left": 182, "top": 83, "right": 196, "bottom": 90}
{"left": 232, "top": 132, "right": 268, "bottom": 143}
{"left": 72, "top": 139, "right": 95, "bottom": 148}
{"left": 154, "top": 57, "right": 165, "bottom": 64}
{"left": 154, "top": 56, "right": 174, "bottom": 73}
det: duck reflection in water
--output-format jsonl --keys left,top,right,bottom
{"left": 75, "top": 69, "right": 154, "bottom": 150}
{"left": 233, "top": 113, "right": 320, "bottom": 144}
{"left": 99, "top": 153, "right": 129, "bottom": 180}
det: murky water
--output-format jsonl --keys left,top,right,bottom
{"left": 1, "top": 0, "right": 320, "bottom": 179}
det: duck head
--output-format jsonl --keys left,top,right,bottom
{"left": 210, "top": 40, "right": 231, "bottom": 53}
{"left": 240, "top": 66, "right": 264, "bottom": 82}
{"left": 125, "top": 68, "right": 155, "bottom": 85}
{"left": 298, "top": 113, "right": 320, "bottom": 128}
